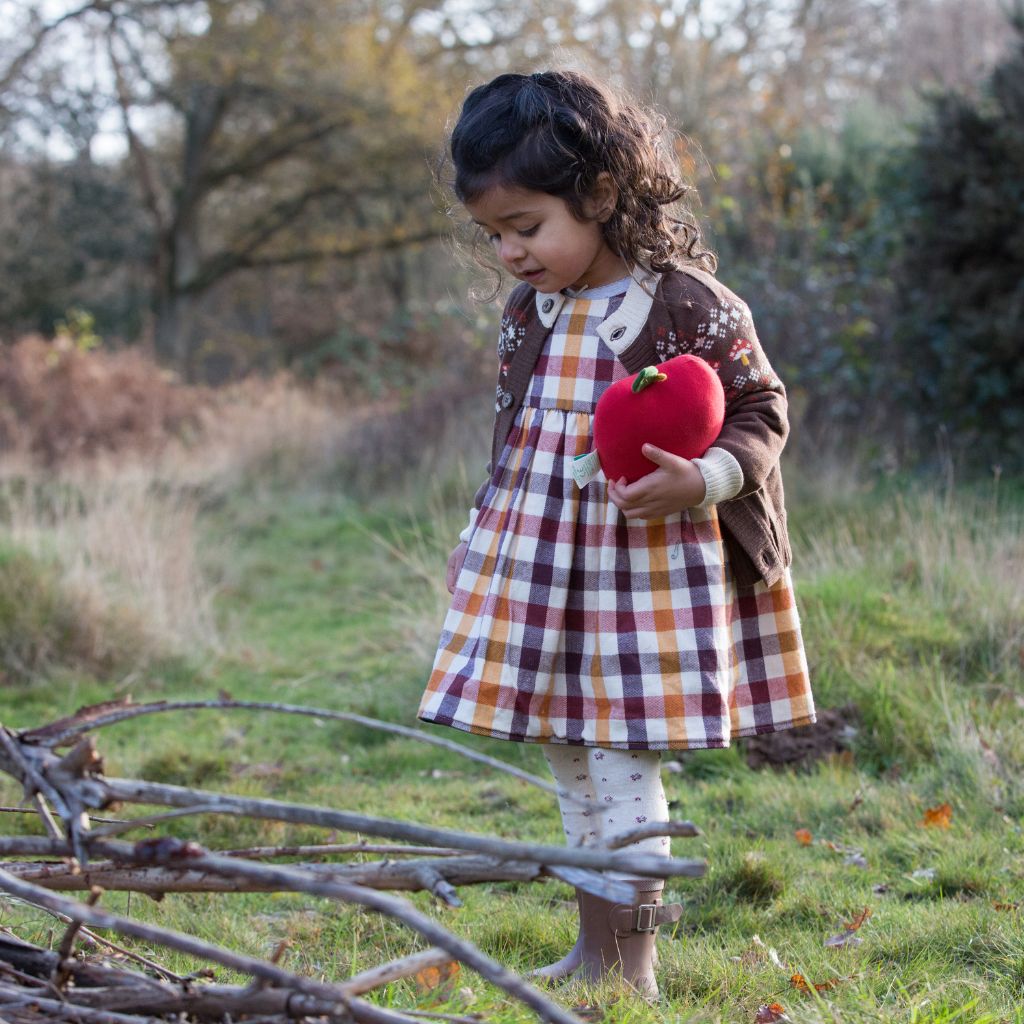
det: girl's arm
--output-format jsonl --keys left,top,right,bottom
{"left": 609, "top": 288, "right": 786, "bottom": 519}
{"left": 457, "top": 466, "right": 492, "bottom": 542}
{"left": 702, "top": 299, "right": 788, "bottom": 500}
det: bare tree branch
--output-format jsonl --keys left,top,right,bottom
{"left": 0, "top": 1, "right": 109, "bottom": 96}
{"left": 19, "top": 699, "right": 559, "bottom": 796}
{"left": 99, "top": 775, "right": 706, "bottom": 880}
{"left": 0, "top": 705, "right": 704, "bottom": 1023}
{"left": 341, "top": 948, "right": 454, "bottom": 996}
{"left": 106, "top": 21, "right": 168, "bottom": 234}
{"left": 230, "top": 228, "right": 446, "bottom": 271}
{"left": 200, "top": 116, "right": 354, "bottom": 190}
{"left": 0, "top": 865, "right": 582, "bottom": 1024}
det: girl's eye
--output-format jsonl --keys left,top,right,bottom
{"left": 485, "top": 226, "right": 538, "bottom": 243}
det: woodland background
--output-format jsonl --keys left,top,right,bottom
{"left": 1, "top": 0, "right": 1022, "bottom": 470}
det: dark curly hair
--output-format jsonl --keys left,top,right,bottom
{"left": 445, "top": 70, "right": 716, "bottom": 288}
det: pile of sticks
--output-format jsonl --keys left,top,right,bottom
{"left": 0, "top": 698, "right": 704, "bottom": 1024}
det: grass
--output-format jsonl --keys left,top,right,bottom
{"left": 1, "top": 455, "right": 1023, "bottom": 1024}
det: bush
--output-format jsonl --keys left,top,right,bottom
{"left": 888, "top": 12, "right": 1024, "bottom": 468}
{"left": 0, "top": 543, "right": 146, "bottom": 685}
{"left": 0, "top": 333, "right": 201, "bottom": 467}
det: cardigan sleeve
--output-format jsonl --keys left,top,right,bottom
{"left": 660, "top": 277, "right": 789, "bottom": 499}
{"left": 707, "top": 298, "right": 789, "bottom": 498}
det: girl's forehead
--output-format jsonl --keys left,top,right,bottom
{"left": 466, "top": 185, "right": 561, "bottom": 223}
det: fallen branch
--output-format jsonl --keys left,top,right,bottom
{"left": 52, "top": 885, "right": 102, "bottom": 990}
{"left": 0, "top": 866, "right": 581, "bottom": 1024}
{"left": 222, "top": 842, "right": 464, "bottom": 858}
{"left": 1, "top": 838, "right": 678, "bottom": 905}
{"left": 17, "top": 698, "right": 559, "bottom": 796}
{"left": 1, "top": 853, "right": 542, "bottom": 901}
{"left": 0, "top": 703, "right": 707, "bottom": 1023}
{"left": 341, "top": 948, "right": 454, "bottom": 996}
{"left": 99, "top": 776, "right": 706, "bottom": 881}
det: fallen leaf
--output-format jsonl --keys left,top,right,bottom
{"left": 824, "top": 931, "right": 863, "bottom": 948}
{"left": 823, "top": 840, "right": 842, "bottom": 852}
{"left": 843, "top": 852, "right": 869, "bottom": 869}
{"left": 910, "top": 867, "right": 936, "bottom": 881}
{"left": 993, "top": 901, "right": 1021, "bottom": 912}
{"left": 872, "top": 883, "right": 891, "bottom": 895}
{"left": 922, "top": 803, "right": 952, "bottom": 828}
{"left": 755, "top": 1004, "right": 789, "bottom": 1022}
{"left": 794, "top": 829, "right": 813, "bottom": 845}
{"left": 413, "top": 960, "right": 460, "bottom": 995}
{"left": 791, "top": 973, "right": 841, "bottom": 994}
{"left": 844, "top": 907, "right": 872, "bottom": 931}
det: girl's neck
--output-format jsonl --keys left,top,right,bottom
{"left": 564, "top": 273, "right": 633, "bottom": 299}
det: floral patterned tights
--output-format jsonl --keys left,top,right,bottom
{"left": 543, "top": 746, "right": 670, "bottom": 878}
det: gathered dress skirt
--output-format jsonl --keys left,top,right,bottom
{"left": 418, "top": 289, "right": 815, "bottom": 750}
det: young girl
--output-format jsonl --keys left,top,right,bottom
{"left": 418, "top": 70, "right": 815, "bottom": 999}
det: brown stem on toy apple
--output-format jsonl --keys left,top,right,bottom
{"left": 631, "top": 366, "right": 668, "bottom": 393}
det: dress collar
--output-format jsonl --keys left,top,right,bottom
{"left": 532, "top": 268, "right": 661, "bottom": 337}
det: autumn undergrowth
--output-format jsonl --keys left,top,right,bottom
{"left": 1, "top": 444, "right": 1022, "bottom": 1024}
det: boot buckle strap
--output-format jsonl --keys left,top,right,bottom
{"left": 635, "top": 903, "right": 658, "bottom": 932}
{"left": 610, "top": 901, "right": 684, "bottom": 935}
{"left": 606, "top": 905, "right": 679, "bottom": 937}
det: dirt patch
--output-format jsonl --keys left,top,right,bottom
{"left": 741, "top": 704, "right": 860, "bottom": 771}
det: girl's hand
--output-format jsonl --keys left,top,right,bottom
{"left": 446, "top": 540, "right": 469, "bottom": 594}
{"left": 607, "top": 444, "right": 706, "bottom": 520}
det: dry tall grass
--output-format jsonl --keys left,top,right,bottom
{"left": 796, "top": 483, "right": 1023, "bottom": 674}
{"left": 0, "top": 342, "right": 374, "bottom": 673}
{"left": 0, "top": 328, "right": 491, "bottom": 675}
{"left": 1, "top": 467, "right": 219, "bottom": 661}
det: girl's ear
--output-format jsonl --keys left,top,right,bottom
{"left": 585, "top": 172, "right": 618, "bottom": 223}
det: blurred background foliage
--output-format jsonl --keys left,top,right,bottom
{"left": 0, "top": 0, "right": 1021, "bottom": 472}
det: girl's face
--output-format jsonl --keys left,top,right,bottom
{"left": 466, "top": 183, "right": 627, "bottom": 293}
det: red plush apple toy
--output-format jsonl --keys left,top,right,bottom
{"left": 593, "top": 354, "right": 725, "bottom": 484}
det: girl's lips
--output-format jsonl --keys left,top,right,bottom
{"left": 520, "top": 268, "right": 544, "bottom": 280}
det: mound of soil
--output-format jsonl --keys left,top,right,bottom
{"left": 741, "top": 704, "right": 860, "bottom": 770}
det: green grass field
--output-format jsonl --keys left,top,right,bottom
{"left": 1, "top": 464, "right": 1022, "bottom": 1023}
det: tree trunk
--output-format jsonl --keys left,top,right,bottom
{"left": 152, "top": 210, "right": 203, "bottom": 379}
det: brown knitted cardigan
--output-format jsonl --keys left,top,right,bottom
{"left": 468, "top": 267, "right": 793, "bottom": 589}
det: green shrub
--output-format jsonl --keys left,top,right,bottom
{"left": 0, "top": 542, "right": 146, "bottom": 684}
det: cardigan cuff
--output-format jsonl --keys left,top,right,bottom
{"left": 693, "top": 447, "right": 743, "bottom": 508}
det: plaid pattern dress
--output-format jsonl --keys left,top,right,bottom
{"left": 419, "top": 280, "right": 814, "bottom": 750}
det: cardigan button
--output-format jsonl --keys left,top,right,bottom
{"left": 610, "top": 325, "right": 626, "bottom": 341}
{"left": 541, "top": 298, "right": 554, "bottom": 313}
{"left": 500, "top": 390, "right": 515, "bottom": 409}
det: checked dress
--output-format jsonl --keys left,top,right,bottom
{"left": 418, "top": 278, "right": 814, "bottom": 750}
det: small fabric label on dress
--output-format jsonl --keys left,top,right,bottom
{"left": 572, "top": 450, "right": 603, "bottom": 488}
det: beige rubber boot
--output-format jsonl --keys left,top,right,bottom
{"left": 576, "top": 880, "right": 682, "bottom": 1000}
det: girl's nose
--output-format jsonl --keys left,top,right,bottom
{"left": 499, "top": 237, "right": 526, "bottom": 264}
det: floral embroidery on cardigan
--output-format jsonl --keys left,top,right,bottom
{"left": 498, "top": 311, "right": 527, "bottom": 359}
